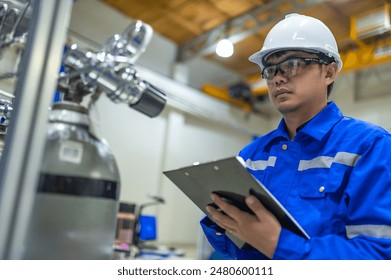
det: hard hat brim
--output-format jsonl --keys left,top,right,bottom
{"left": 249, "top": 47, "right": 342, "bottom": 71}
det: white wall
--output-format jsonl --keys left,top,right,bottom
{"left": 183, "top": 58, "right": 242, "bottom": 88}
{"left": 91, "top": 95, "right": 168, "bottom": 206}
{"left": 157, "top": 111, "right": 255, "bottom": 244}
{"left": 331, "top": 70, "right": 391, "bottom": 131}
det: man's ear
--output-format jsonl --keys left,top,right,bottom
{"left": 325, "top": 62, "right": 338, "bottom": 83}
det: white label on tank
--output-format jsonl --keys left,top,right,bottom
{"left": 59, "top": 140, "right": 83, "bottom": 164}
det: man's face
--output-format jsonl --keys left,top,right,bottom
{"left": 264, "top": 51, "right": 332, "bottom": 116}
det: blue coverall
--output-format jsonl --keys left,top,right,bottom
{"left": 201, "top": 102, "right": 391, "bottom": 259}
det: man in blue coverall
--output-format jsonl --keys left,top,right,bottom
{"left": 201, "top": 13, "right": 391, "bottom": 259}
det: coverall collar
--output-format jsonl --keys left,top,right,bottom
{"left": 272, "top": 101, "right": 344, "bottom": 142}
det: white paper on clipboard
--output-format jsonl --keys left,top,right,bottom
{"left": 163, "top": 156, "right": 310, "bottom": 249}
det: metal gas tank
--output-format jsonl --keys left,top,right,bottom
{"left": 23, "top": 102, "right": 120, "bottom": 259}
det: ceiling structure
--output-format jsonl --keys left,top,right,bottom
{"left": 103, "top": 0, "right": 391, "bottom": 114}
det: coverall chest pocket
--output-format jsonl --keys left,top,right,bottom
{"left": 294, "top": 167, "right": 348, "bottom": 235}
{"left": 296, "top": 167, "right": 346, "bottom": 199}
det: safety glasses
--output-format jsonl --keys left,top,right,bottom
{"left": 261, "top": 57, "right": 330, "bottom": 80}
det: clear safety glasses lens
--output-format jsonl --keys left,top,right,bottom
{"left": 262, "top": 58, "right": 325, "bottom": 80}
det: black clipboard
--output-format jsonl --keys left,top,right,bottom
{"left": 163, "top": 156, "right": 310, "bottom": 248}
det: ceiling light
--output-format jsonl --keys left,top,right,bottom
{"left": 216, "top": 39, "right": 234, "bottom": 57}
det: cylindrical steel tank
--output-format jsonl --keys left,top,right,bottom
{"left": 23, "top": 101, "right": 120, "bottom": 259}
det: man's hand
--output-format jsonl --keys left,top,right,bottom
{"left": 206, "top": 193, "right": 281, "bottom": 259}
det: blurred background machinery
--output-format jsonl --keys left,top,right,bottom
{"left": 0, "top": 0, "right": 166, "bottom": 259}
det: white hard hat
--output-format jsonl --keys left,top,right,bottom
{"left": 249, "top": 13, "right": 343, "bottom": 71}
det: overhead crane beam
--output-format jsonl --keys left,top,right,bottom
{"left": 340, "top": 38, "right": 391, "bottom": 73}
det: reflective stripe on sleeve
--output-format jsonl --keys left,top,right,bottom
{"left": 346, "top": 224, "right": 391, "bottom": 239}
{"left": 298, "top": 152, "right": 361, "bottom": 171}
{"left": 245, "top": 156, "right": 276, "bottom": 171}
